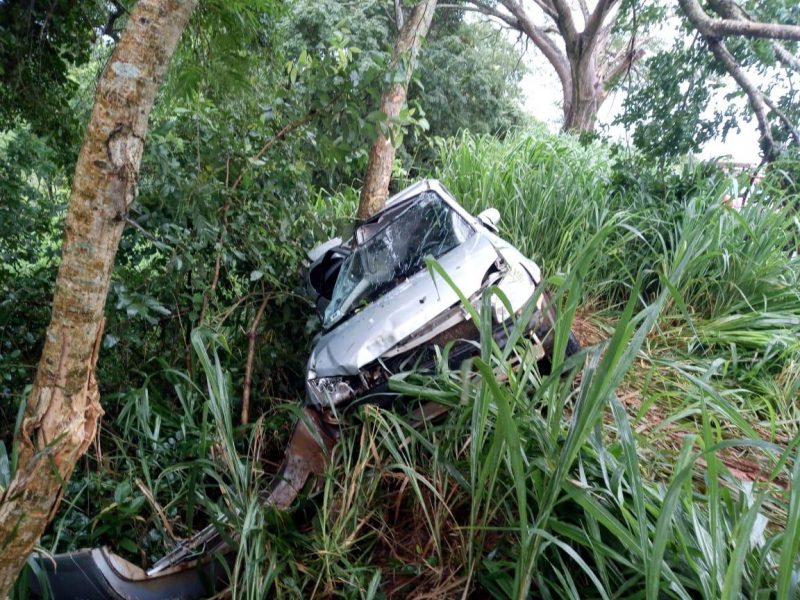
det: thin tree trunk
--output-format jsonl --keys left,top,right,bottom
{"left": 358, "top": 0, "right": 437, "bottom": 220}
{"left": 0, "top": 0, "right": 196, "bottom": 593}
{"left": 241, "top": 292, "right": 269, "bottom": 426}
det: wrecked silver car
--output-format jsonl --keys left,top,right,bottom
{"left": 29, "top": 180, "right": 578, "bottom": 599}
{"left": 305, "top": 179, "right": 579, "bottom": 410}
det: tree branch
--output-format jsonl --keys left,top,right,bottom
{"left": 772, "top": 42, "right": 800, "bottom": 73}
{"left": 680, "top": 0, "right": 800, "bottom": 41}
{"left": 394, "top": 0, "right": 405, "bottom": 31}
{"left": 681, "top": 0, "right": 800, "bottom": 158}
{"left": 231, "top": 109, "right": 319, "bottom": 192}
{"left": 544, "top": 0, "right": 579, "bottom": 48}
{"left": 601, "top": 45, "right": 645, "bottom": 88}
{"left": 444, "top": 2, "right": 520, "bottom": 30}
{"left": 485, "top": 1, "right": 571, "bottom": 105}
{"left": 705, "top": 0, "right": 800, "bottom": 73}
{"left": 709, "top": 39, "right": 776, "bottom": 159}
{"left": 528, "top": 0, "right": 559, "bottom": 21}
{"left": 101, "top": 0, "right": 128, "bottom": 42}
{"left": 577, "top": 0, "right": 590, "bottom": 22}
{"left": 242, "top": 291, "right": 270, "bottom": 425}
{"left": 584, "top": 0, "right": 619, "bottom": 44}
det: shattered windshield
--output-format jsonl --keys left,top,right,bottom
{"left": 323, "top": 191, "right": 474, "bottom": 328}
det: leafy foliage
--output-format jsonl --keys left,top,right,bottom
{"left": 0, "top": 127, "right": 66, "bottom": 426}
{"left": 620, "top": 0, "right": 800, "bottom": 161}
{"left": 2, "top": 1, "right": 800, "bottom": 597}
{"left": 618, "top": 38, "right": 739, "bottom": 159}
{"left": 411, "top": 21, "right": 526, "bottom": 140}
{"left": 0, "top": 0, "right": 108, "bottom": 158}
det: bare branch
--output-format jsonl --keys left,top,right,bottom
{"left": 518, "top": 0, "right": 559, "bottom": 21}
{"left": 773, "top": 42, "right": 800, "bottom": 73}
{"left": 679, "top": 0, "right": 800, "bottom": 41}
{"left": 543, "top": 0, "right": 579, "bottom": 47}
{"left": 584, "top": 0, "right": 619, "bottom": 44}
{"left": 577, "top": 0, "right": 590, "bottom": 22}
{"left": 492, "top": 0, "right": 572, "bottom": 103}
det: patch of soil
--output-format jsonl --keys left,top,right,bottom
{"left": 571, "top": 310, "right": 607, "bottom": 348}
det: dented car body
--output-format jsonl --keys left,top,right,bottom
{"left": 30, "top": 180, "right": 577, "bottom": 599}
{"left": 305, "top": 179, "right": 568, "bottom": 411}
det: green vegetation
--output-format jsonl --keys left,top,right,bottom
{"left": 2, "top": 0, "right": 800, "bottom": 595}
{"left": 10, "top": 125, "right": 800, "bottom": 596}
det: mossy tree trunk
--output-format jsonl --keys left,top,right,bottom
{"left": 0, "top": 0, "right": 197, "bottom": 593}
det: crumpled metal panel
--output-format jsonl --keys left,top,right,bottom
{"left": 308, "top": 233, "right": 500, "bottom": 378}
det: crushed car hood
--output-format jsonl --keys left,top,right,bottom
{"left": 309, "top": 234, "right": 500, "bottom": 377}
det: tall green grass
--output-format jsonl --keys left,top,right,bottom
{"left": 32, "top": 129, "right": 800, "bottom": 598}
{"left": 436, "top": 132, "right": 799, "bottom": 317}
{"left": 437, "top": 131, "right": 800, "bottom": 429}
{"left": 184, "top": 146, "right": 800, "bottom": 596}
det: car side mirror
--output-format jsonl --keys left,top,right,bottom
{"left": 477, "top": 208, "right": 501, "bottom": 232}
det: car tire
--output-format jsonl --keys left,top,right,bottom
{"left": 534, "top": 291, "right": 581, "bottom": 369}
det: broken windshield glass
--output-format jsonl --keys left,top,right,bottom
{"left": 323, "top": 191, "right": 474, "bottom": 328}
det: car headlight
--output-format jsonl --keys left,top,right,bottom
{"left": 491, "top": 262, "right": 534, "bottom": 324}
{"left": 306, "top": 377, "right": 356, "bottom": 408}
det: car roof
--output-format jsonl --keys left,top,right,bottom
{"left": 383, "top": 179, "right": 452, "bottom": 209}
{"left": 307, "top": 179, "right": 478, "bottom": 261}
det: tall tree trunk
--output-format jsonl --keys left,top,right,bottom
{"left": 0, "top": 0, "right": 196, "bottom": 593}
{"left": 465, "top": 0, "right": 636, "bottom": 134}
{"left": 358, "top": 0, "right": 438, "bottom": 220}
{"left": 564, "top": 50, "right": 603, "bottom": 132}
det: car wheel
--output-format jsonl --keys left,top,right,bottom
{"left": 534, "top": 291, "right": 581, "bottom": 369}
